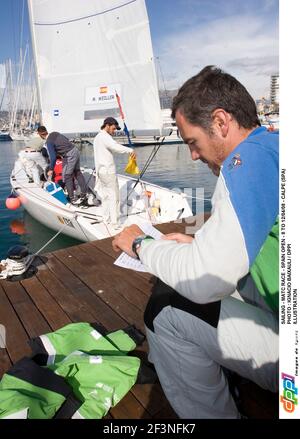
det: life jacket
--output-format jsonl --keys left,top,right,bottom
{"left": 0, "top": 357, "right": 79, "bottom": 419}
{"left": 0, "top": 323, "right": 153, "bottom": 419}
{"left": 53, "top": 158, "right": 63, "bottom": 184}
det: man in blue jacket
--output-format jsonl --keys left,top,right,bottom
{"left": 112, "top": 66, "right": 279, "bottom": 418}
{"left": 37, "top": 126, "right": 86, "bottom": 204}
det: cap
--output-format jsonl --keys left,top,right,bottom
{"left": 103, "top": 117, "right": 121, "bottom": 130}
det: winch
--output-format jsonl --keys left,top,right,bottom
{"left": 0, "top": 245, "right": 33, "bottom": 280}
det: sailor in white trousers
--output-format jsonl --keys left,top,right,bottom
{"left": 93, "top": 117, "right": 136, "bottom": 228}
{"left": 144, "top": 275, "right": 278, "bottom": 419}
{"left": 95, "top": 170, "right": 121, "bottom": 226}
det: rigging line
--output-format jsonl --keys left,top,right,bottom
{"left": 0, "top": 85, "right": 6, "bottom": 111}
{"left": 15, "top": 185, "right": 104, "bottom": 244}
{"left": 34, "top": 221, "right": 71, "bottom": 256}
{"left": 20, "top": 0, "right": 25, "bottom": 53}
{"left": 12, "top": 210, "right": 79, "bottom": 272}
{"left": 17, "top": 185, "right": 103, "bottom": 219}
{"left": 137, "top": 139, "right": 164, "bottom": 180}
{"left": 74, "top": 216, "right": 91, "bottom": 242}
{"left": 140, "top": 181, "right": 152, "bottom": 221}
{"left": 11, "top": 0, "right": 17, "bottom": 64}
{"left": 182, "top": 194, "right": 211, "bottom": 202}
{"left": 103, "top": 221, "right": 113, "bottom": 238}
{"left": 139, "top": 145, "right": 159, "bottom": 175}
{"left": 123, "top": 139, "right": 164, "bottom": 205}
{"left": 13, "top": 183, "right": 73, "bottom": 214}
{"left": 156, "top": 57, "right": 168, "bottom": 100}
{"left": 14, "top": 169, "right": 106, "bottom": 219}
{"left": 12, "top": 170, "right": 70, "bottom": 210}
{"left": 13, "top": 178, "right": 104, "bottom": 219}
{"left": 34, "top": 0, "right": 137, "bottom": 26}
{"left": 72, "top": 209, "right": 103, "bottom": 219}
{"left": 28, "top": 209, "right": 80, "bottom": 264}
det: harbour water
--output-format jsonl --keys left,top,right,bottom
{"left": 0, "top": 140, "right": 217, "bottom": 259}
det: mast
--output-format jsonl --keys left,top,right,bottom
{"left": 10, "top": 44, "right": 28, "bottom": 134}
{"left": 7, "top": 59, "right": 14, "bottom": 130}
{"left": 0, "top": 64, "right": 6, "bottom": 113}
{"left": 27, "top": 0, "right": 43, "bottom": 126}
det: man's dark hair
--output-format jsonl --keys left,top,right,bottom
{"left": 101, "top": 122, "right": 110, "bottom": 130}
{"left": 101, "top": 117, "right": 121, "bottom": 130}
{"left": 171, "top": 65, "right": 260, "bottom": 130}
{"left": 37, "top": 125, "right": 48, "bottom": 133}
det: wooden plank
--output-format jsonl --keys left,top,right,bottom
{"left": 49, "top": 249, "right": 151, "bottom": 357}
{"left": 1, "top": 281, "right": 51, "bottom": 337}
{"left": 54, "top": 247, "right": 146, "bottom": 330}
{"left": 21, "top": 275, "right": 72, "bottom": 331}
{"left": 131, "top": 383, "right": 175, "bottom": 417}
{"left": 0, "top": 282, "right": 31, "bottom": 362}
{"left": 155, "top": 213, "right": 210, "bottom": 235}
{"left": 80, "top": 241, "right": 153, "bottom": 296}
{"left": 70, "top": 243, "right": 152, "bottom": 305}
{"left": 156, "top": 220, "right": 189, "bottom": 235}
{"left": 110, "top": 392, "right": 151, "bottom": 419}
{"left": 153, "top": 404, "right": 178, "bottom": 419}
{"left": 91, "top": 238, "right": 152, "bottom": 281}
{"left": 45, "top": 253, "right": 126, "bottom": 331}
{"left": 35, "top": 261, "right": 97, "bottom": 324}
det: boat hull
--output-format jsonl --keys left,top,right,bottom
{"left": 11, "top": 170, "right": 192, "bottom": 242}
{"left": 0, "top": 133, "right": 12, "bottom": 141}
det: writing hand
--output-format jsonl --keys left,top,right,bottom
{"left": 112, "top": 224, "right": 144, "bottom": 258}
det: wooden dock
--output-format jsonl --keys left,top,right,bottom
{"left": 0, "top": 214, "right": 277, "bottom": 419}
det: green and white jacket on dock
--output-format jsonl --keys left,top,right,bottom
{"left": 0, "top": 323, "right": 141, "bottom": 419}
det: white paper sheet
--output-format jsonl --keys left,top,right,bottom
{"left": 114, "top": 222, "right": 163, "bottom": 272}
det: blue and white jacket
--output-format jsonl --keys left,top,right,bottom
{"left": 139, "top": 127, "right": 279, "bottom": 304}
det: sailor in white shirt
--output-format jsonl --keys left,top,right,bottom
{"left": 93, "top": 117, "right": 136, "bottom": 228}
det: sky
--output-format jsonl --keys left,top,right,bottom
{"left": 0, "top": 0, "right": 279, "bottom": 100}
{"left": 146, "top": 0, "right": 279, "bottom": 99}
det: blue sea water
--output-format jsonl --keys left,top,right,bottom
{"left": 0, "top": 140, "right": 217, "bottom": 259}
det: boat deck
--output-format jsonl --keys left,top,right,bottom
{"left": 0, "top": 215, "right": 277, "bottom": 419}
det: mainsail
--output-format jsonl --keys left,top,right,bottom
{"left": 27, "top": 0, "right": 162, "bottom": 136}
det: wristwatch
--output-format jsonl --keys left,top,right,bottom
{"left": 132, "top": 235, "right": 154, "bottom": 259}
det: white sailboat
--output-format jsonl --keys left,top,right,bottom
{"left": 0, "top": 61, "right": 13, "bottom": 141}
{"left": 10, "top": 0, "right": 192, "bottom": 242}
{"left": 27, "top": 0, "right": 166, "bottom": 138}
{"left": 11, "top": 168, "right": 192, "bottom": 241}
